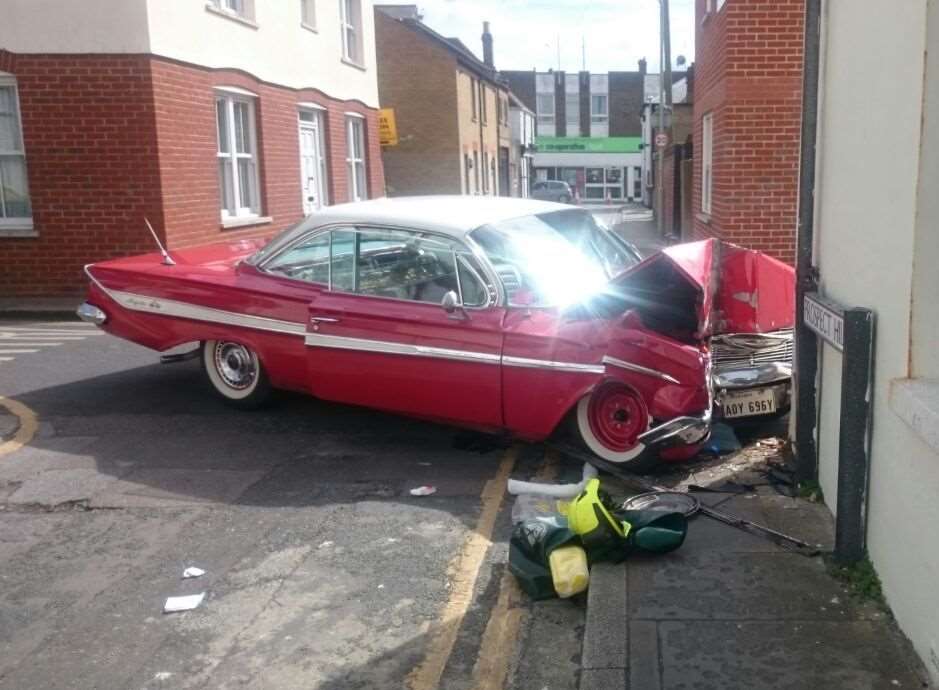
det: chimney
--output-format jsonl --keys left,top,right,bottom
{"left": 638, "top": 58, "right": 647, "bottom": 75}
{"left": 482, "top": 21, "right": 494, "bottom": 67}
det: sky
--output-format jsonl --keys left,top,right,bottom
{"left": 415, "top": 0, "right": 695, "bottom": 74}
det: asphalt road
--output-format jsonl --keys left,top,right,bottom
{"left": 0, "top": 319, "right": 585, "bottom": 690}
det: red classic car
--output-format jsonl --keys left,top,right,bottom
{"left": 78, "top": 197, "right": 794, "bottom": 470}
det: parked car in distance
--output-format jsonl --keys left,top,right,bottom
{"left": 531, "top": 180, "right": 573, "bottom": 203}
{"left": 78, "top": 197, "right": 794, "bottom": 471}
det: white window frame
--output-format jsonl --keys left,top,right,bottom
{"left": 345, "top": 114, "right": 367, "bottom": 202}
{"left": 301, "top": 0, "right": 317, "bottom": 30}
{"left": 0, "top": 75, "right": 33, "bottom": 232}
{"left": 340, "top": 0, "right": 363, "bottom": 66}
{"left": 216, "top": 90, "right": 262, "bottom": 223}
{"left": 207, "top": 0, "right": 255, "bottom": 22}
{"left": 702, "top": 112, "right": 713, "bottom": 214}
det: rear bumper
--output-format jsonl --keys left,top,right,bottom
{"left": 712, "top": 362, "right": 791, "bottom": 390}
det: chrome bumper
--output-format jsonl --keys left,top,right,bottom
{"left": 76, "top": 302, "right": 107, "bottom": 325}
{"left": 712, "top": 362, "right": 791, "bottom": 390}
{"left": 638, "top": 411, "right": 711, "bottom": 448}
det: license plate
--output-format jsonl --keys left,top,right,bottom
{"left": 722, "top": 388, "right": 777, "bottom": 418}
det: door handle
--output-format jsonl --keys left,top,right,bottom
{"left": 310, "top": 316, "right": 340, "bottom": 323}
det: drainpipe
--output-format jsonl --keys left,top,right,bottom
{"left": 794, "top": 0, "right": 822, "bottom": 482}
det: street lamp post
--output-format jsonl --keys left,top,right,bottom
{"left": 656, "top": 0, "right": 673, "bottom": 237}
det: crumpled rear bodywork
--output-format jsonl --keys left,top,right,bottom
{"left": 613, "top": 238, "right": 795, "bottom": 340}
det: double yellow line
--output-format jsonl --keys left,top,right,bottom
{"left": 0, "top": 396, "right": 38, "bottom": 457}
{"left": 408, "top": 446, "right": 560, "bottom": 690}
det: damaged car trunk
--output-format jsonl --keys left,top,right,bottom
{"left": 610, "top": 238, "right": 795, "bottom": 422}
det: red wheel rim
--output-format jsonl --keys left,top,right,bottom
{"left": 587, "top": 382, "right": 647, "bottom": 452}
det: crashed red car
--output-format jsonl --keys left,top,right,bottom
{"left": 78, "top": 197, "right": 794, "bottom": 470}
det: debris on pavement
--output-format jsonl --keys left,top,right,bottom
{"left": 318, "top": 540, "right": 334, "bottom": 549}
{"left": 182, "top": 566, "right": 205, "bottom": 579}
{"left": 163, "top": 592, "right": 206, "bottom": 614}
{"left": 509, "top": 478, "right": 688, "bottom": 600}
{"left": 409, "top": 485, "right": 437, "bottom": 496}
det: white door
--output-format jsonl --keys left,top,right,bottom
{"left": 299, "top": 111, "right": 327, "bottom": 215}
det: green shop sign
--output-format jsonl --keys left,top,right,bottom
{"left": 535, "top": 136, "right": 642, "bottom": 154}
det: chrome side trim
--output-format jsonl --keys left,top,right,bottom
{"left": 502, "top": 355, "right": 605, "bottom": 374}
{"left": 601, "top": 355, "right": 681, "bottom": 384}
{"left": 104, "top": 287, "right": 306, "bottom": 337}
{"left": 304, "top": 332, "right": 501, "bottom": 364}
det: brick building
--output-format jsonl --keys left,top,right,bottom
{"left": 0, "top": 0, "right": 384, "bottom": 299}
{"left": 503, "top": 64, "right": 676, "bottom": 203}
{"left": 375, "top": 6, "right": 514, "bottom": 197}
{"left": 692, "top": 0, "right": 804, "bottom": 263}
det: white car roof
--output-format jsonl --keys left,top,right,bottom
{"left": 307, "top": 195, "right": 574, "bottom": 237}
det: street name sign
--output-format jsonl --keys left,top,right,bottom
{"left": 804, "top": 292, "right": 844, "bottom": 351}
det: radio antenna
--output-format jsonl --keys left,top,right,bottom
{"left": 145, "top": 217, "right": 175, "bottom": 266}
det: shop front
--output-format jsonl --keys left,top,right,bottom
{"left": 532, "top": 136, "right": 643, "bottom": 202}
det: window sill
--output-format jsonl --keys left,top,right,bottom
{"left": 301, "top": 22, "right": 318, "bottom": 34}
{"left": 341, "top": 57, "right": 367, "bottom": 72}
{"left": 221, "top": 215, "right": 272, "bottom": 230}
{"left": 696, "top": 212, "right": 712, "bottom": 225}
{"left": 204, "top": 4, "right": 259, "bottom": 29}
{"left": 889, "top": 378, "right": 939, "bottom": 454}
{"left": 0, "top": 223, "right": 37, "bottom": 238}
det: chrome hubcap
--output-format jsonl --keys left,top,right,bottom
{"left": 213, "top": 342, "right": 257, "bottom": 390}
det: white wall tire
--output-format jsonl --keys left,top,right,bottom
{"left": 202, "top": 340, "right": 271, "bottom": 409}
{"left": 574, "top": 382, "right": 658, "bottom": 470}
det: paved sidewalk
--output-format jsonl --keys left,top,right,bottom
{"left": 578, "top": 462, "right": 928, "bottom": 689}
{"left": 610, "top": 205, "right": 668, "bottom": 258}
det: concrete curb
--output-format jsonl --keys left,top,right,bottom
{"left": 0, "top": 298, "right": 80, "bottom": 321}
{"left": 580, "top": 563, "right": 628, "bottom": 689}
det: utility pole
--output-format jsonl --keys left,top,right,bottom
{"left": 656, "top": 0, "right": 668, "bottom": 234}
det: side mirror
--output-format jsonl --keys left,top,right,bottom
{"left": 441, "top": 290, "right": 461, "bottom": 312}
{"left": 441, "top": 290, "right": 465, "bottom": 319}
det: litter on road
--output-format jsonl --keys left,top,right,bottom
{"left": 163, "top": 592, "right": 206, "bottom": 613}
{"left": 182, "top": 566, "right": 205, "bottom": 579}
{"left": 409, "top": 485, "right": 437, "bottom": 496}
{"left": 509, "top": 478, "right": 688, "bottom": 600}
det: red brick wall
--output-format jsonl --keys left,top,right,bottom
{"left": 692, "top": 0, "right": 803, "bottom": 264}
{"left": 151, "top": 59, "right": 385, "bottom": 248}
{"left": 0, "top": 52, "right": 164, "bottom": 298}
{"left": 0, "top": 52, "right": 385, "bottom": 297}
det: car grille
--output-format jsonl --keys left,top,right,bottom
{"left": 710, "top": 329, "right": 794, "bottom": 370}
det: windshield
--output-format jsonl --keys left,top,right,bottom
{"left": 470, "top": 209, "right": 640, "bottom": 307}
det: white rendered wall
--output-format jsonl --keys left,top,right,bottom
{"left": 814, "top": 0, "right": 939, "bottom": 683}
{"left": 0, "top": 0, "right": 151, "bottom": 53}
{"left": 0, "top": 0, "right": 379, "bottom": 107}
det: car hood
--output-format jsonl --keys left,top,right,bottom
{"left": 612, "top": 238, "right": 795, "bottom": 338}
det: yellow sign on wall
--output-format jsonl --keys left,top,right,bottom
{"left": 379, "top": 108, "right": 398, "bottom": 146}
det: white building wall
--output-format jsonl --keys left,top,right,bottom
{"left": 146, "top": 0, "right": 379, "bottom": 106}
{"left": 0, "top": 0, "right": 151, "bottom": 53}
{"left": 0, "top": 0, "right": 379, "bottom": 107}
{"left": 814, "top": 0, "right": 939, "bottom": 683}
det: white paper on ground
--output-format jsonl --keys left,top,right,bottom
{"left": 409, "top": 485, "right": 436, "bottom": 496}
{"left": 182, "top": 566, "right": 205, "bottom": 579}
{"left": 163, "top": 592, "right": 205, "bottom": 613}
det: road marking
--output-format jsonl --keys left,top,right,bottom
{"left": 0, "top": 324, "right": 100, "bottom": 366}
{"left": 406, "top": 445, "right": 519, "bottom": 690}
{"left": 0, "top": 396, "right": 39, "bottom": 457}
{"left": 470, "top": 448, "right": 560, "bottom": 690}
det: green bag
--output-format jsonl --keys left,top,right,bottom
{"left": 615, "top": 510, "right": 688, "bottom": 554}
{"left": 508, "top": 516, "right": 581, "bottom": 600}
